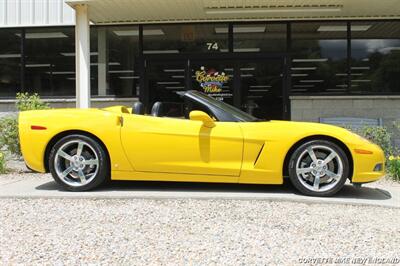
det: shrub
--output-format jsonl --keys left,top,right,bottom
{"left": 356, "top": 126, "right": 393, "bottom": 157}
{"left": 0, "top": 92, "right": 49, "bottom": 157}
{"left": 0, "top": 152, "right": 6, "bottom": 174}
{"left": 15, "top": 92, "right": 49, "bottom": 112}
{"left": 348, "top": 125, "right": 400, "bottom": 182}
{"left": 0, "top": 116, "right": 20, "bottom": 156}
{"left": 387, "top": 156, "right": 400, "bottom": 181}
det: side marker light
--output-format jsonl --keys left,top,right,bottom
{"left": 31, "top": 125, "right": 47, "bottom": 130}
{"left": 354, "top": 149, "right": 373, "bottom": 155}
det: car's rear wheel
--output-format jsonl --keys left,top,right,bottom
{"left": 49, "top": 134, "right": 109, "bottom": 191}
{"left": 288, "top": 140, "right": 350, "bottom": 197}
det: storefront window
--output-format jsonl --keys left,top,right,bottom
{"left": 291, "top": 22, "right": 348, "bottom": 94}
{"left": 146, "top": 60, "right": 186, "bottom": 116}
{"left": 0, "top": 29, "right": 22, "bottom": 97}
{"left": 143, "top": 24, "right": 229, "bottom": 54}
{"left": 233, "top": 23, "right": 286, "bottom": 53}
{"left": 190, "top": 61, "right": 234, "bottom": 105}
{"left": 351, "top": 21, "right": 400, "bottom": 94}
{"left": 25, "top": 27, "right": 75, "bottom": 96}
{"left": 2, "top": 20, "right": 400, "bottom": 100}
{"left": 91, "top": 26, "right": 140, "bottom": 97}
{"left": 239, "top": 59, "right": 284, "bottom": 120}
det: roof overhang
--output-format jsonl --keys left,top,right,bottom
{"left": 66, "top": 0, "right": 400, "bottom": 25}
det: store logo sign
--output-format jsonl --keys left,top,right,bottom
{"left": 181, "top": 26, "right": 195, "bottom": 42}
{"left": 195, "top": 66, "right": 229, "bottom": 93}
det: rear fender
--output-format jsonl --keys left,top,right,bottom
{"left": 19, "top": 109, "right": 133, "bottom": 173}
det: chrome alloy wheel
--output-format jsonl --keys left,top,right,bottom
{"left": 54, "top": 140, "right": 99, "bottom": 187}
{"left": 295, "top": 145, "right": 343, "bottom": 193}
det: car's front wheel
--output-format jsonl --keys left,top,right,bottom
{"left": 288, "top": 140, "right": 350, "bottom": 197}
{"left": 49, "top": 134, "right": 109, "bottom": 191}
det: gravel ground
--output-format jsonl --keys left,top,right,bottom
{"left": 1, "top": 160, "right": 400, "bottom": 264}
{"left": 0, "top": 198, "right": 399, "bottom": 265}
{"left": 2, "top": 159, "right": 52, "bottom": 180}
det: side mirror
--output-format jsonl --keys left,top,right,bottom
{"left": 189, "top": 111, "right": 215, "bottom": 128}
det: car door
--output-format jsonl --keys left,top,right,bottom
{"left": 120, "top": 114, "right": 243, "bottom": 180}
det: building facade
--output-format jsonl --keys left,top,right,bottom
{"left": 0, "top": 0, "right": 400, "bottom": 129}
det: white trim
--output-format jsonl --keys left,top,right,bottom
{"left": 30, "top": 0, "right": 35, "bottom": 25}
{"left": 2, "top": 0, "right": 7, "bottom": 25}
{"left": 0, "top": 23, "right": 75, "bottom": 28}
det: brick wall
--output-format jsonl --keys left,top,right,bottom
{"left": 290, "top": 95, "right": 400, "bottom": 147}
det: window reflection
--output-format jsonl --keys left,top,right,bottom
{"left": 25, "top": 27, "right": 75, "bottom": 96}
{"left": 240, "top": 60, "right": 284, "bottom": 120}
{"left": 0, "top": 29, "right": 21, "bottom": 97}
{"left": 291, "top": 22, "right": 348, "bottom": 94}
{"left": 351, "top": 22, "right": 400, "bottom": 94}
{"left": 90, "top": 26, "right": 140, "bottom": 97}
{"left": 233, "top": 23, "right": 286, "bottom": 53}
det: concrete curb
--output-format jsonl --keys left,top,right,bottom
{"left": 0, "top": 177, "right": 399, "bottom": 209}
{"left": 0, "top": 192, "right": 397, "bottom": 209}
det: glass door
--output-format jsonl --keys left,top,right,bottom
{"left": 239, "top": 59, "right": 284, "bottom": 120}
{"left": 145, "top": 59, "right": 187, "bottom": 117}
{"left": 143, "top": 56, "right": 287, "bottom": 120}
{"left": 190, "top": 60, "right": 235, "bottom": 106}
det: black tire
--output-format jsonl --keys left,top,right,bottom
{"left": 49, "top": 134, "right": 109, "bottom": 192}
{"left": 288, "top": 140, "right": 350, "bottom": 197}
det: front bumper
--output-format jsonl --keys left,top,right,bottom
{"left": 351, "top": 143, "right": 385, "bottom": 183}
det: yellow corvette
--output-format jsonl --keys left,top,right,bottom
{"left": 19, "top": 90, "right": 385, "bottom": 196}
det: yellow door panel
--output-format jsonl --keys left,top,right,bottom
{"left": 121, "top": 114, "right": 243, "bottom": 178}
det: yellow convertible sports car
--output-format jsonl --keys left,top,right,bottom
{"left": 19, "top": 90, "right": 385, "bottom": 196}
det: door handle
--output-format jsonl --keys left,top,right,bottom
{"left": 117, "top": 116, "right": 124, "bottom": 127}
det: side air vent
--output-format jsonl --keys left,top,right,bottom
{"left": 254, "top": 143, "right": 265, "bottom": 166}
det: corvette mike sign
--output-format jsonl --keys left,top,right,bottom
{"left": 195, "top": 66, "right": 229, "bottom": 93}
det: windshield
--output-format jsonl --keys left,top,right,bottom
{"left": 189, "top": 91, "right": 260, "bottom": 122}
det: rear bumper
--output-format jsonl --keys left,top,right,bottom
{"left": 19, "top": 112, "right": 48, "bottom": 173}
{"left": 351, "top": 143, "right": 385, "bottom": 183}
